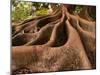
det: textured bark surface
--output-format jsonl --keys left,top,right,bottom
{"left": 12, "top": 5, "right": 96, "bottom": 75}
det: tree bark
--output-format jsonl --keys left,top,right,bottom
{"left": 12, "top": 4, "right": 96, "bottom": 74}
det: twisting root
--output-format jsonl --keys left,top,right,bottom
{"left": 12, "top": 4, "right": 96, "bottom": 74}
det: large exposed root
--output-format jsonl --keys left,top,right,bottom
{"left": 12, "top": 4, "right": 96, "bottom": 74}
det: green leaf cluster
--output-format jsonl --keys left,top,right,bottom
{"left": 12, "top": 1, "right": 49, "bottom": 23}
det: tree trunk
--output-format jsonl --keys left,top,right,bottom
{"left": 12, "top": 4, "right": 96, "bottom": 74}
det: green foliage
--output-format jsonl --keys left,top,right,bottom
{"left": 34, "top": 8, "right": 49, "bottom": 16}
{"left": 12, "top": 1, "right": 49, "bottom": 23}
{"left": 12, "top": 1, "right": 33, "bottom": 22}
{"left": 74, "top": 6, "right": 82, "bottom": 14}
